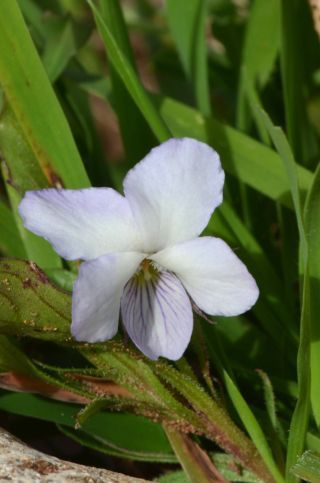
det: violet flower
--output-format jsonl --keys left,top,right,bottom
{"left": 19, "top": 138, "right": 259, "bottom": 360}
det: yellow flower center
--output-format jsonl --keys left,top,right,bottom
{"left": 135, "top": 258, "right": 159, "bottom": 284}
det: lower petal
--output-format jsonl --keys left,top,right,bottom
{"left": 71, "top": 252, "right": 145, "bottom": 342}
{"left": 151, "top": 237, "right": 259, "bottom": 316}
{"left": 121, "top": 271, "right": 193, "bottom": 360}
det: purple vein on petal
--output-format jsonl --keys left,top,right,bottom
{"left": 121, "top": 270, "right": 193, "bottom": 360}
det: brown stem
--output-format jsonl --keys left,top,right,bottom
{"left": 164, "top": 426, "right": 228, "bottom": 483}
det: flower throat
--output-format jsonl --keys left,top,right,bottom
{"left": 134, "top": 259, "right": 159, "bottom": 284}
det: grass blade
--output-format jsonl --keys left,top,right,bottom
{"left": 258, "top": 109, "right": 308, "bottom": 261}
{"left": 0, "top": 0, "right": 90, "bottom": 188}
{"left": 304, "top": 164, "right": 320, "bottom": 427}
{"left": 258, "top": 109, "right": 311, "bottom": 482}
{"left": 87, "top": 0, "right": 171, "bottom": 142}
{"left": 42, "top": 17, "right": 90, "bottom": 83}
{"left": 99, "top": 0, "right": 156, "bottom": 164}
{"left": 237, "top": 0, "right": 280, "bottom": 132}
{"left": 285, "top": 274, "right": 311, "bottom": 483}
{"left": 280, "top": 0, "right": 318, "bottom": 164}
{"left": 241, "top": 0, "right": 280, "bottom": 87}
{"left": 223, "top": 371, "right": 284, "bottom": 483}
{"left": 166, "top": 0, "right": 210, "bottom": 115}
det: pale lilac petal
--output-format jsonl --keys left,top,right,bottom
{"left": 151, "top": 237, "right": 259, "bottom": 316}
{"left": 71, "top": 252, "right": 145, "bottom": 342}
{"left": 121, "top": 271, "right": 193, "bottom": 360}
{"left": 19, "top": 188, "right": 142, "bottom": 261}
{"left": 123, "top": 138, "right": 224, "bottom": 252}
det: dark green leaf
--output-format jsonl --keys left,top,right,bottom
{"left": 0, "top": 391, "right": 174, "bottom": 458}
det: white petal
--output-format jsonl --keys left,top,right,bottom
{"left": 71, "top": 252, "right": 145, "bottom": 342}
{"left": 19, "top": 188, "right": 142, "bottom": 260}
{"left": 121, "top": 270, "right": 193, "bottom": 360}
{"left": 123, "top": 138, "right": 224, "bottom": 252}
{"left": 151, "top": 237, "right": 259, "bottom": 316}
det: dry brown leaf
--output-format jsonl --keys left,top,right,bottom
{"left": 0, "top": 371, "right": 90, "bottom": 403}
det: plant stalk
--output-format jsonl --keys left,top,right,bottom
{"left": 163, "top": 426, "right": 228, "bottom": 483}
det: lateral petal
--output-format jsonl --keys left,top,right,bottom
{"left": 151, "top": 237, "right": 259, "bottom": 316}
{"left": 121, "top": 270, "right": 193, "bottom": 360}
{"left": 123, "top": 138, "right": 224, "bottom": 252}
{"left": 71, "top": 251, "right": 145, "bottom": 342}
{"left": 19, "top": 188, "right": 142, "bottom": 260}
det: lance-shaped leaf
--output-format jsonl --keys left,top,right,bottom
{"left": 0, "top": 259, "right": 71, "bottom": 342}
{"left": 0, "top": 0, "right": 90, "bottom": 188}
{"left": 0, "top": 391, "right": 174, "bottom": 462}
{"left": 304, "top": 164, "right": 320, "bottom": 428}
{"left": 0, "top": 105, "right": 62, "bottom": 269}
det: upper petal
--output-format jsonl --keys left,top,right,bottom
{"left": 123, "top": 138, "right": 224, "bottom": 252}
{"left": 71, "top": 251, "right": 145, "bottom": 342}
{"left": 151, "top": 237, "right": 259, "bottom": 316}
{"left": 19, "top": 188, "right": 142, "bottom": 260}
{"left": 121, "top": 270, "right": 193, "bottom": 360}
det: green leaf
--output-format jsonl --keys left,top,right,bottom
{"left": 285, "top": 271, "right": 311, "bottom": 483}
{"left": 222, "top": 371, "right": 284, "bottom": 483}
{"left": 211, "top": 453, "right": 263, "bottom": 482}
{"left": 237, "top": 0, "right": 280, "bottom": 132}
{"left": 46, "top": 268, "right": 76, "bottom": 292}
{"left": 239, "top": 68, "right": 270, "bottom": 145}
{"left": 255, "top": 370, "right": 278, "bottom": 435}
{"left": 290, "top": 450, "right": 320, "bottom": 483}
{"left": 155, "top": 362, "right": 280, "bottom": 482}
{"left": 0, "top": 390, "right": 174, "bottom": 460}
{"left": 157, "top": 471, "right": 188, "bottom": 483}
{"left": 18, "top": 0, "right": 46, "bottom": 43}
{"left": 257, "top": 109, "right": 311, "bottom": 483}
{"left": 242, "top": 0, "right": 280, "bottom": 87}
{"left": 258, "top": 109, "right": 308, "bottom": 263}
{"left": 0, "top": 201, "right": 26, "bottom": 258}
{"left": 59, "top": 424, "right": 177, "bottom": 463}
{"left": 99, "top": 0, "right": 156, "bottom": 164}
{"left": 304, "top": 164, "right": 320, "bottom": 427}
{"left": 0, "top": 336, "right": 35, "bottom": 375}
{"left": 0, "top": 0, "right": 90, "bottom": 188}
{"left": 157, "top": 454, "right": 263, "bottom": 483}
{"left": 166, "top": 0, "right": 210, "bottom": 115}
{"left": 280, "top": 0, "right": 318, "bottom": 165}
{"left": 256, "top": 369, "right": 285, "bottom": 469}
{"left": 158, "top": 96, "right": 312, "bottom": 208}
{"left": 87, "top": 0, "right": 171, "bottom": 142}
{"left": 42, "top": 17, "right": 91, "bottom": 83}
{"left": 0, "top": 259, "right": 71, "bottom": 342}
{"left": 0, "top": 105, "right": 62, "bottom": 269}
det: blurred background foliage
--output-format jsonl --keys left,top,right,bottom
{"left": 0, "top": 0, "right": 320, "bottom": 481}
